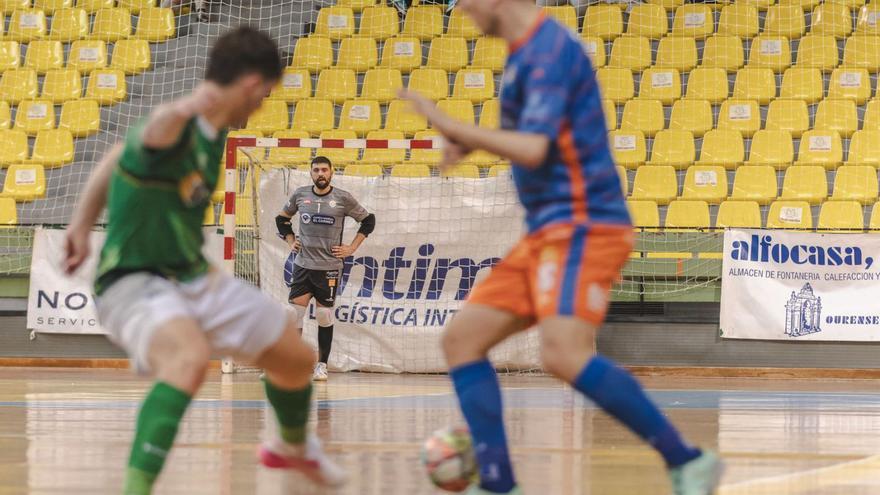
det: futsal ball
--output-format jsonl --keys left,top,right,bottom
{"left": 421, "top": 426, "right": 478, "bottom": 492}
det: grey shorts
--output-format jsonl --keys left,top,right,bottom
{"left": 96, "top": 271, "right": 288, "bottom": 374}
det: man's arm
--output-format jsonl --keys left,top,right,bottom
{"left": 141, "top": 83, "right": 222, "bottom": 150}
{"left": 332, "top": 196, "right": 375, "bottom": 259}
{"left": 276, "top": 192, "right": 299, "bottom": 251}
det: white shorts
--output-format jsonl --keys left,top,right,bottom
{"left": 96, "top": 270, "right": 288, "bottom": 374}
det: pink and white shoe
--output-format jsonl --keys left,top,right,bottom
{"left": 258, "top": 434, "right": 348, "bottom": 487}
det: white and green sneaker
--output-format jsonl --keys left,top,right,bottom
{"left": 463, "top": 485, "right": 523, "bottom": 495}
{"left": 669, "top": 450, "right": 723, "bottom": 495}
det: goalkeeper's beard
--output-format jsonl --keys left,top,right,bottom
{"left": 314, "top": 178, "right": 330, "bottom": 189}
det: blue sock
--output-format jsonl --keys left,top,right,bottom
{"left": 573, "top": 355, "right": 701, "bottom": 467}
{"left": 450, "top": 360, "right": 516, "bottom": 493}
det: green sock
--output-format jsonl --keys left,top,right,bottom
{"left": 124, "top": 382, "right": 192, "bottom": 495}
{"left": 264, "top": 379, "right": 312, "bottom": 444}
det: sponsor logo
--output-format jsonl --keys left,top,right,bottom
{"left": 311, "top": 214, "right": 336, "bottom": 225}
{"left": 784, "top": 283, "right": 822, "bottom": 338}
{"left": 301, "top": 213, "right": 311, "bottom": 224}
{"left": 730, "top": 234, "right": 875, "bottom": 270}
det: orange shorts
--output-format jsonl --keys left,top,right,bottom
{"left": 468, "top": 223, "right": 634, "bottom": 325}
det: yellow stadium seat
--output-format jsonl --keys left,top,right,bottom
{"left": 77, "top": 0, "right": 112, "bottom": 12}
{"left": 731, "top": 165, "right": 777, "bottom": 204}
{"left": 336, "top": 37, "right": 377, "bottom": 72}
{"left": 2, "top": 163, "right": 45, "bottom": 200}
{"left": 48, "top": 8, "right": 88, "bottom": 41}
{"left": 315, "top": 6, "right": 355, "bottom": 40}
{"left": 795, "top": 34, "right": 839, "bottom": 72}
{"left": 30, "top": 128, "right": 73, "bottom": 166}
{"left": 443, "top": 163, "right": 481, "bottom": 178}
{"left": 25, "top": 40, "right": 63, "bottom": 74}
{"left": 385, "top": 99, "right": 427, "bottom": 136}
{"left": 682, "top": 165, "right": 728, "bottom": 203}
{"left": 718, "top": 4, "right": 759, "bottom": 38}
{"left": 317, "top": 129, "right": 359, "bottom": 166}
{"left": 446, "top": 7, "right": 480, "bottom": 39}
{"left": 381, "top": 36, "right": 421, "bottom": 74}
{"left": 843, "top": 35, "right": 880, "bottom": 73}
{"left": 596, "top": 67, "right": 634, "bottom": 104}
{"left": 391, "top": 163, "right": 431, "bottom": 178}
{"left": 780, "top": 67, "right": 822, "bottom": 103}
{"left": 583, "top": 5, "right": 623, "bottom": 41}
{"left": 336, "top": 0, "right": 375, "bottom": 11}
{"left": 0, "top": 41, "right": 19, "bottom": 71}
{"left": 292, "top": 36, "right": 332, "bottom": 73}
{"left": 437, "top": 98, "right": 475, "bottom": 125}
{"left": 542, "top": 5, "right": 578, "bottom": 31}
{"left": 665, "top": 200, "right": 710, "bottom": 229}
{"left": 717, "top": 99, "right": 761, "bottom": 137}
{"left": 346, "top": 163, "right": 384, "bottom": 177}
{"left": 847, "top": 130, "right": 880, "bottom": 166}
{"left": 85, "top": 68, "right": 126, "bottom": 104}
{"left": 818, "top": 200, "right": 864, "bottom": 230}
{"left": 828, "top": 68, "right": 871, "bottom": 103}
{"left": 265, "top": 130, "right": 311, "bottom": 167}
{"left": 453, "top": 68, "right": 495, "bottom": 103}
{"left": 655, "top": 36, "right": 697, "bottom": 72}
{"left": 814, "top": 99, "right": 857, "bottom": 138}
{"left": 407, "top": 68, "right": 448, "bottom": 100}
{"left": 117, "top": 0, "right": 154, "bottom": 14}
{"left": 627, "top": 4, "right": 668, "bottom": 39}
{"left": 203, "top": 202, "right": 216, "bottom": 225}
{"left": 246, "top": 100, "right": 288, "bottom": 134}
{"left": 781, "top": 165, "right": 827, "bottom": 204}
{"left": 637, "top": 68, "right": 680, "bottom": 104}
{"left": 870, "top": 202, "right": 880, "bottom": 229}
{"left": 488, "top": 164, "right": 511, "bottom": 177}
{"left": 408, "top": 130, "right": 440, "bottom": 163}
{"left": 609, "top": 130, "right": 646, "bottom": 168}
{"left": 620, "top": 99, "right": 664, "bottom": 137}
{"left": 361, "top": 68, "right": 402, "bottom": 103}
{"left": 291, "top": 100, "right": 335, "bottom": 136}
{"left": 602, "top": 99, "right": 616, "bottom": 130}
{"left": 270, "top": 68, "right": 312, "bottom": 102}
{"left": 832, "top": 165, "right": 878, "bottom": 203}
{"left": 35, "top": 0, "right": 73, "bottom": 14}
{"left": 864, "top": 100, "right": 880, "bottom": 129}
{"left": 794, "top": 130, "right": 843, "bottom": 169}
{"left": 110, "top": 39, "right": 150, "bottom": 75}
{"left": 631, "top": 165, "right": 677, "bottom": 204}
{"left": 764, "top": 5, "right": 805, "bottom": 38}
{"left": 315, "top": 68, "right": 357, "bottom": 103}
{"left": 748, "top": 36, "right": 791, "bottom": 72}
{"left": 0, "top": 129, "right": 28, "bottom": 165}
{"left": 698, "top": 129, "right": 744, "bottom": 169}
{"left": 857, "top": 4, "right": 880, "bottom": 35}
{"left": 811, "top": 3, "right": 852, "bottom": 38}
{"left": 717, "top": 200, "right": 762, "bottom": 228}
{"left": 579, "top": 35, "right": 606, "bottom": 69}
{"left": 767, "top": 200, "right": 814, "bottom": 229}
{"left": 472, "top": 37, "right": 507, "bottom": 72}
{"left": 609, "top": 35, "right": 651, "bottom": 72}
{"left": 361, "top": 130, "right": 406, "bottom": 165}
{"left": 68, "top": 40, "right": 107, "bottom": 72}
{"left": 672, "top": 4, "right": 714, "bottom": 39}
{"left": 426, "top": 37, "right": 468, "bottom": 72}
{"left": 684, "top": 67, "right": 728, "bottom": 103}
{"left": 648, "top": 130, "right": 695, "bottom": 168}
{"left": 90, "top": 8, "right": 131, "bottom": 42}
{"left": 1, "top": 0, "right": 31, "bottom": 13}
{"left": 701, "top": 35, "right": 744, "bottom": 72}
{"left": 479, "top": 99, "right": 499, "bottom": 129}
{"left": 747, "top": 130, "right": 794, "bottom": 167}
{"left": 778, "top": 0, "right": 821, "bottom": 11}
{"left": 7, "top": 10, "right": 47, "bottom": 42}
{"left": 58, "top": 98, "right": 98, "bottom": 136}
{"left": 339, "top": 99, "right": 381, "bottom": 136}
{"left": 669, "top": 99, "right": 712, "bottom": 137}
{"left": 616, "top": 165, "right": 628, "bottom": 195}
{"left": 0, "top": 69, "right": 37, "bottom": 104}
{"left": 648, "top": 0, "right": 686, "bottom": 11}
{"left": 41, "top": 69, "right": 81, "bottom": 103}
{"left": 358, "top": 6, "right": 398, "bottom": 40}
{"left": 135, "top": 7, "right": 174, "bottom": 42}
{"left": 0, "top": 101, "right": 13, "bottom": 129}
{"left": 627, "top": 200, "right": 660, "bottom": 229}
{"left": 733, "top": 67, "right": 777, "bottom": 104}
{"left": 765, "top": 99, "right": 809, "bottom": 138}
{"left": 402, "top": 5, "right": 443, "bottom": 41}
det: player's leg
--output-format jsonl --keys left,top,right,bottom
{"left": 288, "top": 265, "right": 313, "bottom": 336}
{"left": 312, "top": 269, "right": 339, "bottom": 381}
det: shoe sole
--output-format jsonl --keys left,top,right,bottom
{"left": 258, "top": 447, "right": 339, "bottom": 486}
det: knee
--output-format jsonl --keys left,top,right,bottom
{"left": 315, "top": 306, "right": 334, "bottom": 327}
{"left": 157, "top": 344, "right": 211, "bottom": 392}
{"left": 540, "top": 330, "right": 595, "bottom": 381}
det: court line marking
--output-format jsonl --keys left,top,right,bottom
{"left": 719, "top": 453, "right": 880, "bottom": 494}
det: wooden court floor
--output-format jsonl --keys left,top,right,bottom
{"left": 2, "top": 369, "right": 880, "bottom": 494}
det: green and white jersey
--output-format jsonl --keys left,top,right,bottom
{"left": 94, "top": 117, "right": 228, "bottom": 295}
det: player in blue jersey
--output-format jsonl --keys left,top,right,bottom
{"left": 400, "top": 1, "right": 723, "bottom": 494}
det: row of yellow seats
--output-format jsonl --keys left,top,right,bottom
{"left": 628, "top": 199, "right": 879, "bottom": 231}
{"left": 2, "top": 0, "right": 165, "bottom": 15}
{"left": 314, "top": 5, "right": 483, "bottom": 41}
{"left": 0, "top": 39, "right": 151, "bottom": 74}
{"left": 292, "top": 35, "right": 506, "bottom": 74}
{"left": 614, "top": 128, "right": 878, "bottom": 170}
{"left": 246, "top": 98, "right": 495, "bottom": 137}
{"left": 639, "top": 0, "right": 867, "bottom": 12}
{"left": 590, "top": 34, "right": 871, "bottom": 74}
{"left": 580, "top": 3, "right": 880, "bottom": 42}
{"left": 0, "top": 68, "right": 126, "bottom": 104}
{"left": 0, "top": 128, "right": 73, "bottom": 166}
{"left": 0, "top": 8, "right": 173, "bottom": 42}
{"left": 271, "top": 67, "right": 497, "bottom": 104}
{"left": 0, "top": 99, "right": 99, "bottom": 135}
{"left": 624, "top": 163, "right": 880, "bottom": 205}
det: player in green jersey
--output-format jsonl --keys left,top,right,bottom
{"left": 63, "top": 27, "right": 347, "bottom": 494}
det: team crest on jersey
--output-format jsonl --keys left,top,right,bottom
{"left": 179, "top": 171, "right": 209, "bottom": 207}
{"left": 301, "top": 213, "right": 312, "bottom": 224}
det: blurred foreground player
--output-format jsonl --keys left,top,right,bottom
{"left": 63, "top": 27, "right": 346, "bottom": 494}
{"left": 400, "top": 1, "right": 723, "bottom": 494}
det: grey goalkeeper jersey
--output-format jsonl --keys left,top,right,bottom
{"left": 283, "top": 186, "right": 370, "bottom": 270}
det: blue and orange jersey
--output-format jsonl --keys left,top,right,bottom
{"left": 500, "top": 14, "right": 630, "bottom": 233}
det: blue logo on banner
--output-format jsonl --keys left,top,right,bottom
{"left": 784, "top": 283, "right": 822, "bottom": 338}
